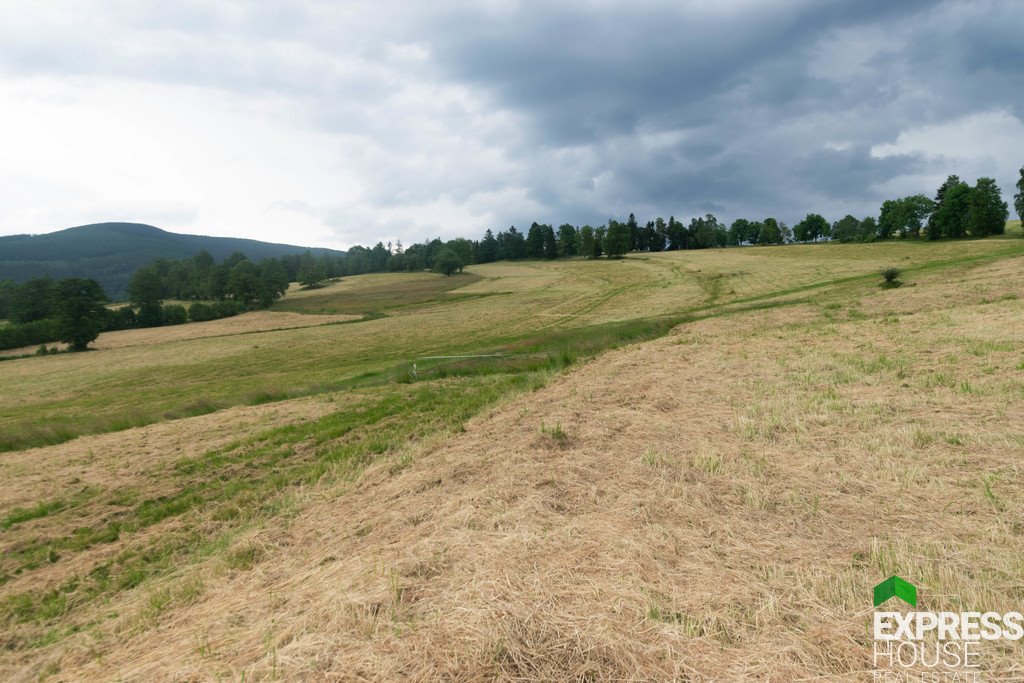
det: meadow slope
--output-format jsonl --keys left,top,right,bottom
{"left": 2, "top": 234, "right": 1024, "bottom": 680}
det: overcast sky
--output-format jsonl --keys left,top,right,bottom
{"left": 0, "top": 0, "right": 1021, "bottom": 250}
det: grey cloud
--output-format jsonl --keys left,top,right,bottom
{"left": 0, "top": 0, "right": 1021, "bottom": 243}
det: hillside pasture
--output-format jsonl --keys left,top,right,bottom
{"left": 274, "top": 271, "right": 482, "bottom": 315}
{"left": 1, "top": 235, "right": 1023, "bottom": 679}
{"left": 0, "top": 311, "right": 360, "bottom": 358}
{"left": 2, "top": 233, "right": 1024, "bottom": 679}
{"left": 2, "top": 238, "right": 1024, "bottom": 454}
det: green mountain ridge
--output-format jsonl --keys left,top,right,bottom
{"left": 0, "top": 222, "right": 346, "bottom": 300}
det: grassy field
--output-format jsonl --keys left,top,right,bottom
{"left": 2, "top": 231, "right": 1024, "bottom": 679}
{"left": 3, "top": 236, "right": 1023, "bottom": 454}
{"left": 274, "top": 272, "right": 485, "bottom": 315}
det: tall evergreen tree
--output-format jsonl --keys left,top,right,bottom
{"left": 690, "top": 216, "right": 719, "bottom": 249}
{"left": 526, "top": 223, "right": 546, "bottom": 259}
{"left": 653, "top": 218, "right": 668, "bottom": 251}
{"left": 578, "top": 226, "right": 595, "bottom": 258}
{"left": 541, "top": 225, "right": 558, "bottom": 259}
{"left": 478, "top": 229, "right": 498, "bottom": 263}
{"left": 592, "top": 226, "right": 606, "bottom": 258}
{"left": 667, "top": 216, "right": 687, "bottom": 250}
{"left": 557, "top": 224, "right": 577, "bottom": 257}
{"left": 626, "top": 213, "right": 639, "bottom": 251}
{"left": 506, "top": 227, "right": 527, "bottom": 259}
{"left": 640, "top": 221, "right": 660, "bottom": 251}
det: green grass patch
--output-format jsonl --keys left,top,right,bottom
{"left": 5, "top": 240, "right": 1024, "bottom": 455}
{"left": 0, "top": 302, "right": 699, "bottom": 634}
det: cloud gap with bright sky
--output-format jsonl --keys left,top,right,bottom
{"left": 0, "top": 0, "right": 1021, "bottom": 249}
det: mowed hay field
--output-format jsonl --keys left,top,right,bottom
{"left": 0, "top": 311, "right": 361, "bottom": 358}
{"left": 3, "top": 237, "right": 1022, "bottom": 454}
{"left": 2, "top": 233, "right": 1024, "bottom": 680}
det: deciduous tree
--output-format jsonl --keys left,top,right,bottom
{"left": 604, "top": 220, "right": 631, "bottom": 258}
{"left": 1015, "top": 166, "right": 1024, "bottom": 221}
{"left": 968, "top": 177, "right": 1009, "bottom": 237}
{"left": 55, "top": 278, "right": 108, "bottom": 351}
{"left": 831, "top": 215, "right": 862, "bottom": 243}
{"left": 296, "top": 251, "right": 327, "bottom": 288}
{"left": 927, "top": 176, "right": 970, "bottom": 240}
{"left": 794, "top": 213, "right": 830, "bottom": 242}
{"left": 128, "top": 267, "right": 164, "bottom": 327}
{"left": 433, "top": 247, "right": 464, "bottom": 276}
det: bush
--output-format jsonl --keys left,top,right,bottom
{"left": 212, "top": 300, "right": 242, "bottom": 318}
{"left": 188, "top": 302, "right": 216, "bottom": 322}
{"left": 0, "top": 319, "right": 59, "bottom": 351}
{"left": 161, "top": 304, "right": 188, "bottom": 326}
{"left": 881, "top": 267, "right": 903, "bottom": 288}
{"left": 105, "top": 306, "right": 137, "bottom": 331}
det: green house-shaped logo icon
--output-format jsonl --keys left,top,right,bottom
{"left": 873, "top": 575, "right": 917, "bottom": 608}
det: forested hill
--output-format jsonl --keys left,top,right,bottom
{"left": 0, "top": 222, "right": 346, "bottom": 299}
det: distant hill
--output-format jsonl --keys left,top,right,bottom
{"left": 0, "top": 222, "right": 346, "bottom": 299}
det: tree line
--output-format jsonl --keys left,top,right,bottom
{"left": 3, "top": 166, "right": 1021, "bottom": 352}
{"left": 0, "top": 249, "right": 295, "bottom": 352}
{"left": 0, "top": 278, "right": 116, "bottom": 352}
{"left": 0, "top": 273, "right": 249, "bottom": 352}
{"left": 125, "top": 250, "right": 294, "bottom": 326}
{"left": 306, "top": 168, "right": 1022, "bottom": 276}
{"left": 129, "top": 166, "right": 1023, "bottom": 285}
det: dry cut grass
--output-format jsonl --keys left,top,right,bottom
{"left": 6, "top": 249, "right": 1024, "bottom": 680}
{"left": 0, "top": 310, "right": 359, "bottom": 357}
{"left": 3, "top": 236, "right": 1023, "bottom": 456}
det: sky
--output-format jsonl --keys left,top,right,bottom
{"left": 0, "top": 0, "right": 1022, "bottom": 250}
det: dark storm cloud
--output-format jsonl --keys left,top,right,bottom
{"left": 1, "top": 0, "right": 1021, "bottom": 243}
{"left": 423, "top": 1, "right": 937, "bottom": 142}
{"left": 412, "top": 0, "right": 1023, "bottom": 225}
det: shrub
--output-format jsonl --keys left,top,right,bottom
{"left": 105, "top": 306, "right": 137, "bottom": 331}
{"left": 211, "top": 300, "right": 242, "bottom": 318}
{"left": 188, "top": 302, "right": 216, "bottom": 322}
{"left": 881, "top": 267, "right": 903, "bottom": 288}
{"left": 161, "top": 304, "right": 188, "bottom": 326}
{"left": 0, "top": 319, "right": 59, "bottom": 351}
